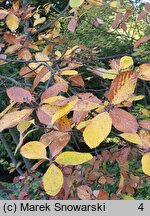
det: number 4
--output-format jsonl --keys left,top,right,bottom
{"left": 138, "top": 203, "right": 144, "bottom": 211}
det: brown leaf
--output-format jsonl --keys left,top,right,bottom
{"left": 36, "top": 108, "right": 51, "bottom": 126}
{"left": 68, "top": 17, "right": 78, "bottom": 33}
{"left": 139, "top": 120, "right": 150, "bottom": 130}
{"left": 109, "top": 108, "right": 139, "bottom": 133}
{"left": 138, "top": 130, "right": 150, "bottom": 149}
{"left": 134, "top": 36, "right": 150, "bottom": 49}
{"left": 107, "top": 71, "right": 138, "bottom": 105}
{"left": 77, "top": 185, "right": 92, "bottom": 200}
{"left": 41, "top": 83, "right": 66, "bottom": 101}
{"left": 97, "top": 189, "right": 109, "bottom": 200}
{"left": 40, "top": 131, "right": 70, "bottom": 157}
{"left": 7, "top": 87, "right": 34, "bottom": 103}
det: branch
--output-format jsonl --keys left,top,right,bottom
{"left": 0, "top": 132, "right": 23, "bottom": 176}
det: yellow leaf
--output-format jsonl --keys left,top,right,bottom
{"left": 127, "top": 95, "right": 145, "bottom": 102}
{"left": 64, "top": 45, "right": 78, "bottom": 56}
{"left": 55, "top": 50, "right": 62, "bottom": 57}
{"left": 87, "top": 0, "right": 103, "bottom": 6}
{"left": 76, "top": 120, "right": 91, "bottom": 130}
{"left": 41, "top": 96, "right": 65, "bottom": 105}
{"left": 61, "top": 70, "right": 78, "bottom": 76}
{"left": 141, "top": 153, "right": 150, "bottom": 176}
{"left": 51, "top": 100, "right": 77, "bottom": 124}
{"left": 34, "top": 17, "right": 46, "bottom": 26}
{"left": 69, "top": 0, "right": 85, "bottom": 8}
{"left": 109, "top": 0, "right": 120, "bottom": 8}
{"left": 6, "top": 13, "right": 19, "bottom": 31}
{"left": 83, "top": 112, "right": 112, "bottom": 148}
{"left": 55, "top": 151, "right": 93, "bottom": 165}
{"left": 43, "top": 164, "right": 63, "bottom": 196}
{"left": 119, "top": 133, "right": 142, "bottom": 145}
{"left": 0, "top": 109, "right": 32, "bottom": 132}
{"left": 140, "top": 108, "right": 150, "bottom": 116}
{"left": 17, "top": 120, "right": 33, "bottom": 134}
{"left": 123, "top": 195, "right": 135, "bottom": 200}
{"left": 120, "top": 56, "right": 134, "bottom": 69}
{"left": 102, "top": 69, "right": 118, "bottom": 79}
{"left": 20, "top": 141, "right": 47, "bottom": 159}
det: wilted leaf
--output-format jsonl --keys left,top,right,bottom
{"left": 55, "top": 115, "right": 72, "bottom": 132}
{"left": 138, "top": 130, "right": 150, "bottom": 149}
{"left": 109, "top": 108, "right": 139, "bottom": 133}
{"left": 18, "top": 48, "right": 32, "bottom": 61}
{"left": 77, "top": 185, "right": 92, "bottom": 200}
{"left": 7, "top": 87, "right": 34, "bottom": 103}
{"left": 69, "top": 0, "right": 84, "bottom": 8}
{"left": 55, "top": 151, "right": 93, "bottom": 165}
{"left": 5, "top": 44, "right": 22, "bottom": 54}
{"left": 120, "top": 56, "right": 134, "bottom": 69}
{"left": 34, "top": 17, "right": 46, "bottom": 26}
{"left": 40, "top": 131, "right": 70, "bottom": 157}
{"left": 6, "top": 13, "right": 19, "bottom": 31}
{"left": 0, "top": 9, "right": 8, "bottom": 20}
{"left": 119, "top": 133, "right": 142, "bottom": 145}
{"left": 107, "top": 71, "right": 138, "bottom": 105}
{"left": 20, "top": 141, "right": 47, "bottom": 159}
{"left": 51, "top": 100, "right": 77, "bottom": 124}
{"left": 137, "top": 63, "right": 150, "bottom": 81}
{"left": 141, "top": 153, "right": 150, "bottom": 176}
{"left": 43, "top": 164, "right": 63, "bottom": 196}
{"left": 0, "top": 109, "right": 32, "bottom": 132}
{"left": 83, "top": 112, "right": 112, "bottom": 148}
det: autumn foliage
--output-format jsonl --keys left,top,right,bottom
{"left": 0, "top": 0, "right": 150, "bottom": 200}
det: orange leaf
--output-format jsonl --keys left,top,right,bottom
{"left": 40, "top": 131, "right": 70, "bottom": 157}
{"left": 109, "top": 108, "right": 139, "bottom": 133}
{"left": 107, "top": 71, "right": 138, "bottom": 105}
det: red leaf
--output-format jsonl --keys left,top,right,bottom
{"left": 137, "top": 10, "right": 147, "bottom": 21}
{"left": 112, "top": 13, "right": 123, "bottom": 29}
{"left": 109, "top": 108, "right": 139, "bottom": 133}
{"left": 68, "top": 17, "right": 78, "bottom": 33}
{"left": 144, "top": 3, "right": 150, "bottom": 12}
{"left": 134, "top": 36, "right": 150, "bottom": 49}
{"left": 41, "top": 83, "right": 65, "bottom": 101}
{"left": 123, "top": 9, "right": 132, "bottom": 21}
{"left": 7, "top": 87, "right": 34, "bottom": 103}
